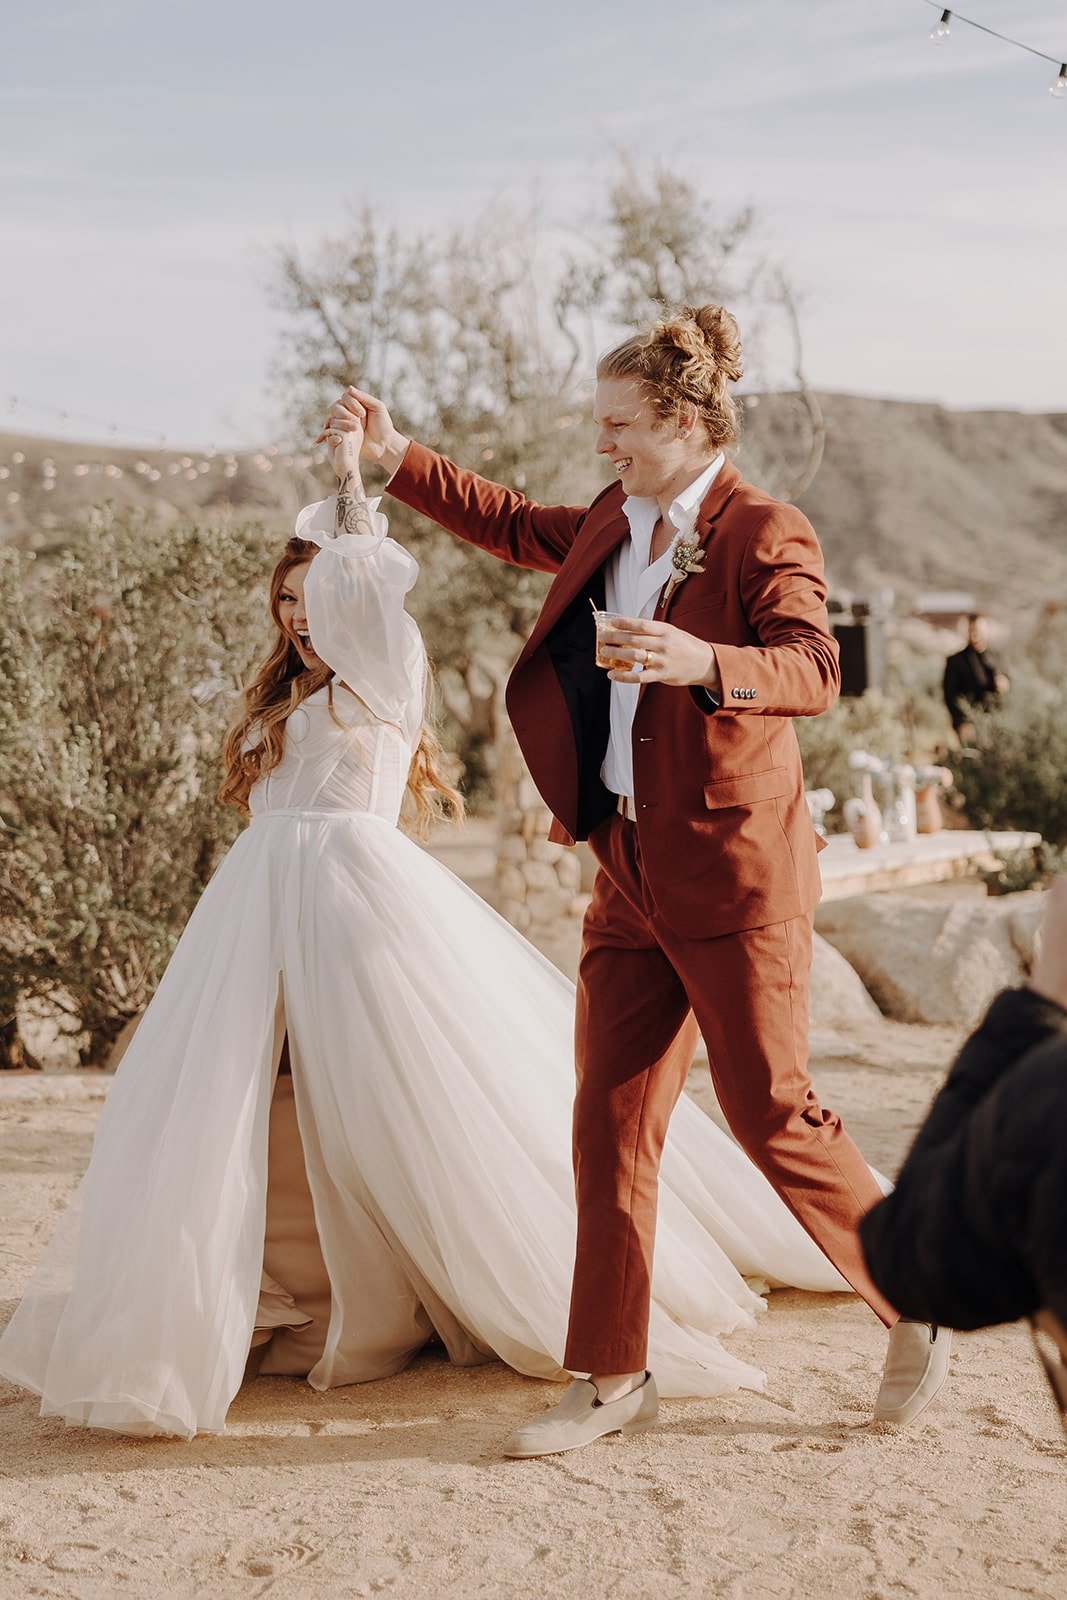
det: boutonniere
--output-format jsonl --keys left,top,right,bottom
{"left": 662, "top": 532, "right": 706, "bottom": 603}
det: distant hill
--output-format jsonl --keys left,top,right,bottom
{"left": 3, "top": 393, "right": 1066, "bottom": 617}
{"left": 745, "top": 394, "right": 1067, "bottom": 615}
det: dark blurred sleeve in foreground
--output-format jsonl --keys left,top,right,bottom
{"left": 859, "top": 987, "right": 1067, "bottom": 1330}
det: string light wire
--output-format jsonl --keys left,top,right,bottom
{"left": 920, "top": 1, "right": 1067, "bottom": 92}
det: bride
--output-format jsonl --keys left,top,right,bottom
{"left": 0, "top": 420, "right": 854, "bottom": 1440}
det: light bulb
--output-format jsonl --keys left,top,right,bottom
{"left": 1052, "top": 65, "right": 1067, "bottom": 99}
{"left": 931, "top": 9, "right": 951, "bottom": 44}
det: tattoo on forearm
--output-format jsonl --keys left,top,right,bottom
{"left": 334, "top": 472, "right": 374, "bottom": 537}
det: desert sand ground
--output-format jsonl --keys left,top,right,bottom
{"left": 1, "top": 824, "right": 1064, "bottom": 1600}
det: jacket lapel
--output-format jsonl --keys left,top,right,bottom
{"left": 636, "top": 458, "right": 743, "bottom": 705}
{"left": 694, "top": 456, "right": 741, "bottom": 536}
{"left": 513, "top": 495, "right": 631, "bottom": 669}
{"left": 660, "top": 457, "right": 741, "bottom": 619}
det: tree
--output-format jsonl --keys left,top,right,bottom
{"left": 561, "top": 158, "right": 824, "bottom": 500}
{"left": 272, "top": 160, "right": 820, "bottom": 789}
{"left": 0, "top": 514, "right": 278, "bottom": 1066}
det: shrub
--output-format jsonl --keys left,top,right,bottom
{"left": 944, "top": 672, "right": 1067, "bottom": 848}
{"left": 979, "top": 842, "right": 1067, "bottom": 897}
{"left": 0, "top": 511, "right": 280, "bottom": 1065}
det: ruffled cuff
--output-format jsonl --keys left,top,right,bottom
{"left": 294, "top": 494, "right": 389, "bottom": 556}
{"left": 295, "top": 496, "right": 419, "bottom": 595}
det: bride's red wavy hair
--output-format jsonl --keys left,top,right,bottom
{"left": 219, "top": 537, "right": 463, "bottom": 838}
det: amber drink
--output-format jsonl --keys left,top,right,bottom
{"left": 593, "top": 610, "right": 629, "bottom": 671}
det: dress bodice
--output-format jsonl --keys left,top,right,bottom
{"left": 247, "top": 494, "right": 425, "bottom": 827}
{"left": 248, "top": 687, "right": 414, "bottom": 825}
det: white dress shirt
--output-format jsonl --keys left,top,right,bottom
{"left": 601, "top": 454, "right": 724, "bottom": 798}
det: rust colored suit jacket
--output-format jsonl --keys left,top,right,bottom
{"left": 389, "top": 442, "right": 838, "bottom": 939}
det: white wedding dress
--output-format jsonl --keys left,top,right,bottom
{"left": 0, "top": 498, "right": 853, "bottom": 1439}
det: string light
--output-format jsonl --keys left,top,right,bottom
{"left": 0, "top": 388, "right": 573, "bottom": 509}
{"left": 0, "top": 434, "right": 324, "bottom": 500}
{"left": 921, "top": 1, "right": 1067, "bottom": 98}
{"left": 0, "top": 391, "right": 332, "bottom": 502}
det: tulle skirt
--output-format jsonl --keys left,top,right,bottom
{"left": 0, "top": 811, "right": 851, "bottom": 1438}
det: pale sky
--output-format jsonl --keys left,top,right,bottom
{"left": 3, "top": 0, "right": 1065, "bottom": 449}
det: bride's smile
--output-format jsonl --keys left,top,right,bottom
{"left": 277, "top": 562, "right": 323, "bottom": 668}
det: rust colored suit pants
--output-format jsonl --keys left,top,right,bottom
{"left": 563, "top": 815, "right": 898, "bottom": 1375}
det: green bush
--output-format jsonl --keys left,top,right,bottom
{"left": 944, "top": 672, "right": 1067, "bottom": 848}
{"left": 0, "top": 510, "right": 280, "bottom": 1065}
{"left": 979, "top": 842, "right": 1067, "bottom": 897}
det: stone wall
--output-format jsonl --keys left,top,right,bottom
{"left": 494, "top": 726, "right": 588, "bottom": 933}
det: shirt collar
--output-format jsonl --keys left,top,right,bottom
{"left": 668, "top": 453, "right": 725, "bottom": 533}
{"left": 622, "top": 452, "right": 725, "bottom": 555}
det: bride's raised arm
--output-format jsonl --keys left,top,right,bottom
{"left": 297, "top": 423, "right": 426, "bottom": 740}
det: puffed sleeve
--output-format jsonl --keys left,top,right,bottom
{"left": 297, "top": 495, "right": 426, "bottom": 743}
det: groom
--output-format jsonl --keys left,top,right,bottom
{"left": 321, "top": 314, "right": 950, "bottom": 1452}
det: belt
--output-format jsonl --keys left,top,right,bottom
{"left": 616, "top": 795, "right": 638, "bottom": 822}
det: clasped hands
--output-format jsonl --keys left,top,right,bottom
{"left": 317, "top": 397, "right": 368, "bottom": 482}
{"left": 316, "top": 387, "right": 410, "bottom": 479}
{"left": 601, "top": 616, "right": 722, "bottom": 693}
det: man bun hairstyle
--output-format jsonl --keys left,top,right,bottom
{"left": 597, "top": 303, "right": 744, "bottom": 452}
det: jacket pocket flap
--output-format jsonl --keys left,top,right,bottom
{"left": 703, "top": 767, "right": 791, "bottom": 809}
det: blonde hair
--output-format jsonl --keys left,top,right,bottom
{"left": 597, "top": 302, "right": 744, "bottom": 452}
{"left": 220, "top": 536, "right": 463, "bottom": 839}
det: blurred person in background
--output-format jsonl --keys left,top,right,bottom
{"left": 942, "top": 613, "right": 1010, "bottom": 744}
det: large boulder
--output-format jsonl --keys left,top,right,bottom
{"left": 815, "top": 891, "right": 1046, "bottom": 1027}
{"left": 809, "top": 933, "right": 882, "bottom": 1031}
